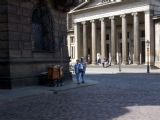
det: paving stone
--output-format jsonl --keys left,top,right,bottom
{"left": 0, "top": 67, "right": 160, "bottom": 120}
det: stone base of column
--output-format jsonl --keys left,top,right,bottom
{"left": 91, "top": 62, "right": 97, "bottom": 65}
{"left": 111, "top": 61, "right": 117, "bottom": 65}
{"left": 122, "top": 61, "right": 128, "bottom": 65}
{"left": 133, "top": 61, "right": 140, "bottom": 65}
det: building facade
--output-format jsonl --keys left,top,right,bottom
{"left": 0, "top": 0, "right": 78, "bottom": 89}
{"left": 67, "top": 0, "right": 160, "bottom": 67}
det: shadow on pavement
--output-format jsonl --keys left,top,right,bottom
{"left": 83, "top": 73, "right": 160, "bottom": 120}
{"left": 0, "top": 73, "right": 160, "bottom": 120}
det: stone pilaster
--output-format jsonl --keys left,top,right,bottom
{"left": 67, "top": 35, "right": 71, "bottom": 57}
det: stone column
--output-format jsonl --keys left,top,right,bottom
{"left": 100, "top": 18, "right": 106, "bottom": 60}
{"left": 110, "top": 16, "right": 117, "bottom": 65}
{"left": 121, "top": 14, "right": 128, "bottom": 65}
{"left": 74, "top": 22, "right": 81, "bottom": 60}
{"left": 91, "top": 20, "right": 97, "bottom": 64}
{"left": 145, "top": 10, "right": 154, "bottom": 65}
{"left": 82, "top": 21, "right": 88, "bottom": 61}
{"left": 132, "top": 12, "right": 140, "bottom": 65}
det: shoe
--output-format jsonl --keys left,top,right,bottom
{"left": 77, "top": 82, "right": 80, "bottom": 84}
{"left": 82, "top": 81, "right": 85, "bottom": 84}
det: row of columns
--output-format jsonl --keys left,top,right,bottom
{"left": 74, "top": 11, "right": 153, "bottom": 65}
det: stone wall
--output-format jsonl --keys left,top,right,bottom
{"left": 0, "top": 0, "right": 10, "bottom": 88}
{"left": 0, "top": 0, "right": 72, "bottom": 89}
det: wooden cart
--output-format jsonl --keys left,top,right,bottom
{"left": 48, "top": 65, "right": 63, "bottom": 86}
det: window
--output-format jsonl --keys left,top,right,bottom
{"left": 119, "top": 33, "right": 122, "bottom": 39}
{"left": 31, "top": 6, "right": 55, "bottom": 51}
{"left": 127, "top": 32, "right": 130, "bottom": 39}
{"left": 70, "top": 46, "right": 75, "bottom": 59}
{"left": 70, "top": 37, "right": 74, "bottom": 43}
{"left": 106, "top": 34, "right": 110, "bottom": 40}
{"left": 141, "top": 30, "right": 145, "bottom": 37}
{"left": 32, "top": 7, "right": 44, "bottom": 50}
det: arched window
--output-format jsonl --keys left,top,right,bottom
{"left": 31, "top": 6, "right": 55, "bottom": 51}
{"left": 32, "top": 7, "right": 45, "bottom": 50}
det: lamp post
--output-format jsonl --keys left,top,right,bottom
{"left": 146, "top": 40, "right": 150, "bottom": 73}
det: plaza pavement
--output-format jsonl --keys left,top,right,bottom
{"left": 0, "top": 65, "right": 160, "bottom": 120}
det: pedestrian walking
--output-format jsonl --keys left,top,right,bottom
{"left": 102, "top": 58, "right": 107, "bottom": 68}
{"left": 74, "top": 59, "right": 80, "bottom": 84}
{"left": 109, "top": 57, "right": 112, "bottom": 66}
{"left": 79, "top": 57, "right": 86, "bottom": 83}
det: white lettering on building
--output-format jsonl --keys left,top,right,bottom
{"left": 102, "top": 0, "right": 122, "bottom": 4}
{"left": 102, "top": 0, "right": 115, "bottom": 3}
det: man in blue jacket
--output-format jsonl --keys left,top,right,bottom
{"left": 79, "top": 57, "right": 86, "bottom": 83}
{"left": 74, "top": 59, "right": 80, "bottom": 84}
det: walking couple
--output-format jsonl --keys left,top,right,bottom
{"left": 74, "top": 57, "right": 86, "bottom": 84}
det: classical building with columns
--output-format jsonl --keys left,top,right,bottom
{"left": 67, "top": 0, "right": 160, "bottom": 67}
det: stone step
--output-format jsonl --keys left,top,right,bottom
{"left": 87, "top": 64, "right": 147, "bottom": 69}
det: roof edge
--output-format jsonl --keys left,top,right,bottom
{"left": 69, "top": 0, "right": 126, "bottom": 14}
{"left": 69, "top": 0, "right": 90, "bottom": 13}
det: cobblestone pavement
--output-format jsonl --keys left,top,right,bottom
{"left": 0, "top": 67, "right": 160, "bottom": 120}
